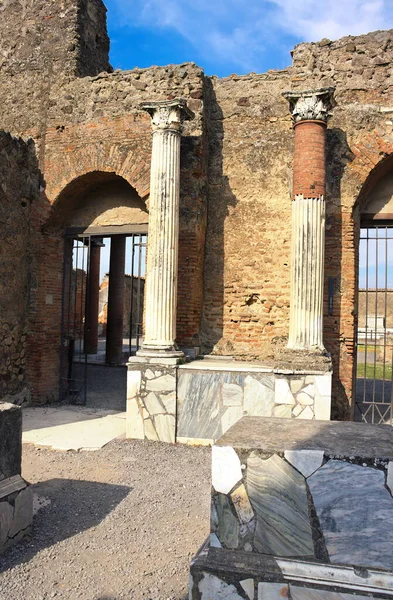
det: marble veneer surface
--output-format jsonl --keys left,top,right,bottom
{"left": 211, "top": 417, "right": 393, "bottom": 572}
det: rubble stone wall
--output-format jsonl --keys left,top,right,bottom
{"left": 0, "top": 133, "right": 39, "bottom": 404}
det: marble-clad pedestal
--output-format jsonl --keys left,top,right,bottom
{"left": 190, "top": 417, "right": 393, "bottom": 599}
{"left": 0, "top": 403, "right": 33, "bottom": 554}
{"left": 126, "top": 357, "right": 180, "bottom": 444}
{"left": 127, "top": 357, "right": 332, "bottom": 444}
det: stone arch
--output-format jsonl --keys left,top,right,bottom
{"left": 44, "top": 140, "right": 151, "bottom": 209}
{"left": 45, "top": 170, "right": 148, "bottom": 231}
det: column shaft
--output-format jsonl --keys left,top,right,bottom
{"left": 143, "top": 129, "right": 180, "bottom": 349}
{"left": 283, "top": 88, "right": 335, "bottom": 353}
{"left": 84, "top": 244, "right": 101, "bottom": 354}
{"left": 106, "top": 236, "right": 126, "bottom": 364}
{"left": 288, "top": 195, "right": 325, "bottom": 350}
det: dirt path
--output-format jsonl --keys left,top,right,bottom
{"left": 0, "top": 440, "right": 211, "bottom": 600}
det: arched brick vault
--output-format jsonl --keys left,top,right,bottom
{"left": 27, "top": 114, "right": 206, "bottom": 403}
{"left": 326, "top": 128, "right": 393, "bottom": 420}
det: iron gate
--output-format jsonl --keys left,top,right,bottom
{"left": 60, "top": 232, "right": 147, "bottom": 404}
{"left": 355, "top": 224, "right": 393, "bottom": 424}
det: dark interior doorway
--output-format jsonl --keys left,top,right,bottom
{"left": 60, "top": 229, "right": 147, "bottom": 410}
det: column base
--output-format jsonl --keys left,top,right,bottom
{"left": 136, "top": 345, "right": 184, "bottom": 360}
{"left": 276, "top": 347, "right": 332, "bottom": 373}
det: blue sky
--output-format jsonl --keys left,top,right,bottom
{"left": 105, "top": 0, "right": 393, "bottom": 77}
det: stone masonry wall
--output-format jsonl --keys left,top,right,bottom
{"left": 201, "top": 29, "right": 393, "bottom": 418}
{"left": 13, "top": 63, "right": 207, "bottom": 403}
{"left": 0, "top": 133, "right": 39, "bottom": 405}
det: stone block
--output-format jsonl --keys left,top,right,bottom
{"left": 190, "top": 417, "right": 393, "bottom": 599}
{"left": 0, "top": 403, "right": 22, "bottom": 479}
{"left": 0, "top": 475, "right": 32, "bottom": 554}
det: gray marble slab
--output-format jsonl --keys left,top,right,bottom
{"left": 308, "top": 460, "right": 393, "bottom": 570}
{"left": 212, "top": 492, "right": 240, "bottom": 549}
{"left": 247, "top": 453, "right": 314, "bottom": 556}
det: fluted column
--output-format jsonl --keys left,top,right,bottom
{"left": 137, "top": 99, "right": 194, "bottom": 358}
{"left": 283, "top": 88, "right": 335, "bottom": 352}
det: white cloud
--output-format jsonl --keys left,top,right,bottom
{"left": 112, "top": 0, "right": 393, "bottom": 72}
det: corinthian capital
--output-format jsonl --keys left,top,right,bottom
{"left": 283, "top": 87, "right": 335, "bottom": 124}
{"left": 140, "top": 99, "right": 194, "bottom": 132}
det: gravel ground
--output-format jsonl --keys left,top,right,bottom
{"left": 0, "top": 440, "right": 211, "bottom": 600}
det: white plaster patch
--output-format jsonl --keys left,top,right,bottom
{"left": 198, "top": 572, "right": 244, "bottom": 599}
{"left": 222, "top": 383, "right": 243, "bottom": 406}
{"left": 212, "top": 446, "right": 243, "bottom": 494}
{"left": 258, "top": 582, "right": 289, "bottom": 599}
{"left": 154, "top": 414, "right": 175, "bottom": 443}
{"left": 230, "top": 483, "right": 254, "bottom": 524}
{"left": 284, "top": 450, "right": 324, "bottom": 478}
{"left": 275, "top": 379, "right": 295, "bottom": 405}
{"left": 240, "top": 578, "right": 254, "bottom": 600}
{"left": 314, "top": 374, "right": 332, "bottom": 421}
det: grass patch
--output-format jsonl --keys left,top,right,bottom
{"left": 357, "top": 362, "right": 392, "bottom": 380}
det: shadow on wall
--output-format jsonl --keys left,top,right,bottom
{"left": 0, "top": 478, "right": 130, "bottom": 574}
{"left": 324, "top": 128, "right": 354, "bottom": 420}
{"left": 199, "top": 78, "right": 238, "bottom": 355}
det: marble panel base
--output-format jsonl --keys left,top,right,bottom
{"left": 178, "top": 362, "right": 331, "bottom": 444}
{"left": 126, "top": 357, "right": 179, "bottom": 443}
{"left": 189, "top": 416, "right": 393, "bottom": 599}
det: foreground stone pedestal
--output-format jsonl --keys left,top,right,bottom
{"left": 190, "top": 417, "right": 393, "bottom": 599}
{"left": 0, "top": 403, "right": 32, "bottom": 554}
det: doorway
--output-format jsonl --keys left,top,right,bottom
{"left": 355, "top": 223, "right": 393, "bottom": 424}
{"left": 60, "top": 230, "right": 147, "bottom": 409}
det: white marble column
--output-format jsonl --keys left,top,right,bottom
{"left": 288, "top": 195, "right": 326, "bottom": 350}
{"left": 283, "top": 88, "right": 335, "bottom": 352}
{"left": 137, "top": 99, "right": 193, "bottom": 358}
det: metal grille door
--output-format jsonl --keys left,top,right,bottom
{"left": 60, "top": 232, "right": 147, "bottom": 405}
{"left": 355, "top": 225, "right": 393, "bottom": 424}
{"left": 60, "top": 236, "right": 90, "bottom": 404}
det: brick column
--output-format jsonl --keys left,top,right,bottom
{"left": 283, "top": 88, "right": 335, "bottom": 352}
{"left": 106, "top": 236, "right": 126, "bottom": 365}
{"left": 137, "top": 99, "right": 194, "bottom": 358}
{"left": 84, "top": 239, "right": 103, "bottom": 355}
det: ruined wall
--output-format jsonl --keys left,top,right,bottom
{"left": 200, "top": 29, "right": 393, "bottom": 418}
{"left": 1, "top": 62, "right": 207, "bottom": 403}
{"left": 0, "top": 133, "right": 39, "bottom": 404}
